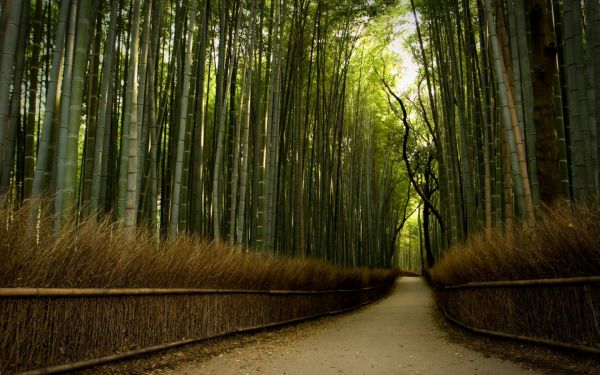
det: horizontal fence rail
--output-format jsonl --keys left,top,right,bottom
{"left": 0, "top": 284, "right": 384, "bottom": 297}
{"left": 436, "top": 276, "right": 600, "bottom": 356}
{"left": 437, "top": 303, "right": 600, "bottom": 355}
{"left": 438, "top": 275, "right": 600, "bottom": 290}
{"left": 1, "top": 283, "right": 393, "bottom": 374}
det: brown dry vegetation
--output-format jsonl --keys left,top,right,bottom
{"left": 1, "top": 200, "right": 397, "bottom": 290}
{"left": 1, "top": 201, "right": 397, "bottom": 373}
{"left": 431, "top": 201, "right": 600, "bottom": 285}
{"left": 431, "top": 202, "right": 600, "bottom": 353}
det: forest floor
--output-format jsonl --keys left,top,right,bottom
{"left": 82, "top": 277, "right": 600, "bottom": 375}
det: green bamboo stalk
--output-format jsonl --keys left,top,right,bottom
{"left": 1, "top": 0, "right": 28, "bottom": 198}
{"left": 135, "top": 0, "right": 152, "bottom": 214}
{"left": 512, "top": 0, "right": 540, "bottom": 208}
{"left": 0, "top": 0, "right": 22, "bottom": 182}
{"left": 563, "top": 0, "right": 594, "bottom": 196}
{"left": 170, "top": 0, "right": 197, "bottom": 235}
{"left": 584, "top": 0, "right": 600, "bottom": 190}
{"left": 551, "top": 0, "right": 571, "bottom": 198}
{"left": 125, "top": 0, "right": 141, "bottom": 229}
{"left": 235, "top": 0, "right": 257, "bottom": 245}
{"left": 189, "top": 0, "right": 209, "bottom": 233}
{"left": 53, "top": 0, "right": 80, "bottom": 228}
{"left": 212, "top": 0, "right": 241, "bottom": 240}
{"left": 31, "top": 0, "right": 70, "bottom": 200}
{"left": 80, "top": 6, "right": 101, "bottom": 207}
{"left": 478, "top": 4, "right": 493, "bottom": 236}
{"left": 23, "top": 0, "right": 44, "bottom": 199}
{"left": 90, "top": 0, "right": 118, "bottom": 215}
{"left": 484, "top": 0, "right": 535, "bottom": 224}
{"left": 263, "top": 30, "right": 279, "bottom": 249}
{"left": 61, "top": 0, "right": 92, "bottom": 217}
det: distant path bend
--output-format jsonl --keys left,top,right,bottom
{"left": 168, "top": 278, "right": 539, "bottom": 374}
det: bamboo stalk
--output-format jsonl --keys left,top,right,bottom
{"left": 0, "top": 284, "right": 387, "bottom": 297}
{"left": 439, "top": 275, "right": 600, "bottom": 289}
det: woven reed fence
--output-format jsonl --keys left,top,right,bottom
{"left": 0, "top": 283, "right": 391, "bottom": 374}
{"left": 436, "top": 276, "right": 600, "bottom": 354}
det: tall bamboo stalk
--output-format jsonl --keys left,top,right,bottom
{"left": 484, "top": 0, "right": 534, "bottom": 224}
{"left": 170, "top": 0, "right": 197, "bottom": 235}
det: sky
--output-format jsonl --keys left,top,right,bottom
{"left": 389, "top": 12, "right": 420, "bottom": 94}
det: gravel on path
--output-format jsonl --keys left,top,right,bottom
{"left": 160, "top": 277, "right": 539, "bottom": 375}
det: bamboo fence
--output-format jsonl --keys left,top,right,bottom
{"left": 436, "top": 276, "right": 600, "bottom": 354}
{"left": 1, "top": 283, "right": 392, "bottom": 374}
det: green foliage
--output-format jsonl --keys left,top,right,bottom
{"left": 1, "top": 0, "right": 424, "bottom": 269}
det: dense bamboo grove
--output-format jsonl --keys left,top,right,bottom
{"left": 7, "top": 0, "right": 595, "bottom": 273}
{"left": 395, "top": 0, "right": 600, "bottom": 267}
{"left": 0, "top": 0, "right": 409, "bottom": 268}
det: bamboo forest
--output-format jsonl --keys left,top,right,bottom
{"left": 2, "top": 0, "right": 600, "bottom": 373}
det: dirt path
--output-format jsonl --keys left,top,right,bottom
{"left": 160, "top": 277, "right": 539, "bottom": 374}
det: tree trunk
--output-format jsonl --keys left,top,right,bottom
{"left": 527, "top": 0, "right": 562, "bottom": 204}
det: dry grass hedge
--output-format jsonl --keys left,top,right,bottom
{"left": 431, "top": 201, "right": 600, "bottom": 285}
{"left": 0, "top": 201, "right": 397, "bottom": 373}
{"left": 431, "top": 202, "right": 600, "bottom": 351}
{"left": 1, "top": 200, "right": 396, "bottom": 290}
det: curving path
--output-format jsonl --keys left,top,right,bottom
{"left": 166, "top": 278, "right": 539, "bottom": 374}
